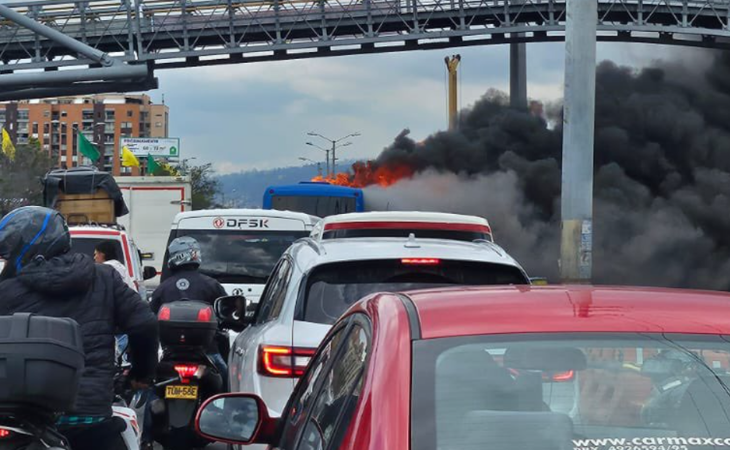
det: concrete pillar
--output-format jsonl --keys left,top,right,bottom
{"left": 510, "top": 42, "right": 527, "bottom": 108}
{"left": 560, "top": 0, "right": 597, "bottom": 283}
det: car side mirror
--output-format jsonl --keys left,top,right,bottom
{"left": 195, "top": 393, "right": 278, "bottom": 445}
{"left": 143, "top": 266, "right": 157, "bottom": 281}
{"left": 215, "top": 295, "right": 252, "bottom": 332}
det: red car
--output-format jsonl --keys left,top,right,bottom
{"left": 196, "top": 286, "right": 730, "bottom": 450}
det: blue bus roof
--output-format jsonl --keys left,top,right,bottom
{"left": 264, "top": 182, "right": 363, "bottom": 197}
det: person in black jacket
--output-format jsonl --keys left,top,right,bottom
{"left": 151, "top": 236, "right": 229, "bottom": 384}
{"left": 0, "top": 206, "right": 158, "bottom": 450}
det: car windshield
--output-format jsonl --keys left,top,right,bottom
{"left": 302, "top": 259, "right": 527, "bottom": 324}
{"left": 272, "top": 195, "right": 357, "bottom": 217}
{"left": 168, "top": 229, "right": 308, "bottom": 284}
{"left": 411, "top": 333, "right": 730, "bottom": 450}
{"left": 69, "top": 237, "right": 125, "bottom": 265}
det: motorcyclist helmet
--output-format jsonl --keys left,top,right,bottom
{"left": 167, "top": 236, "right": 202, "bottom": 269}
{"left": 0, "top": 206, "right": 71, "bottom": 278}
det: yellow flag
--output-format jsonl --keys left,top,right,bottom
{"left": 121, "top": 146, "right": 140, "bottom": 167}
{"left": 2, "top": 128, "right": 16, "bottom": 161}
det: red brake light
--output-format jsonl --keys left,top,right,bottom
{"left": 174, "top": 364, "right": 199, "bottom": 379}
{"left": 0, "top": 428, "right": 11, "bottom": 438}
{"left": 259, "top": 346, "right": 317, "bottom": 378}
{"left": 401, "top": 258, "right": 440, "bottom": 265}
{"left": 197, "top": 307, "right": 212, "bottom": 322}
{"left": 158, "top": 306, "right": 171, "bottom": 321}
{"left": 544, "top": 370, "right": 575, "bottom": 382}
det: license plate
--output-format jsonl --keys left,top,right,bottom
{"left": 165, "top": 385, "right": 198, "bottom": 400}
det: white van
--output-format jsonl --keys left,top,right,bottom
{"left": 161, "top": 209, "right": 320, "bottom": 303}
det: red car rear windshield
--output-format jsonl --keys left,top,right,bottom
{"left": 411, "top": 333, "right": 730, "bottom": 450}
{"left": 300, "top": 259, "right": 527, "bottom": 324}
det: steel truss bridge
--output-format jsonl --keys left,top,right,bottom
{"left": 2, "top": 0, "right": 730, "bottom": 71}
{"left": 0, "top": 0, "right": 728, "bottom": 99}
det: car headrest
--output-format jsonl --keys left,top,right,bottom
{"left": 504, "top": 347, "right": 587, "bottom": 372}
{"left": 437, "top": 348, "right": 500, "bottom": 377}
{"left": 458, "top": 411, "right": 574, "bottom": 450}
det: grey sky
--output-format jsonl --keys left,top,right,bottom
{"left": 147, "top": 42, "right": 702, "bottom": 174}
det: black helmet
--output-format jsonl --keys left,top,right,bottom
{"left": 167, "top": 236, "right": 202, "bottom": 269}
{"left": 0, "top": 206, "right": 71, "bottom": 277}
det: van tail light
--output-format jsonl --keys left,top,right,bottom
{"left": 543, "top": 370, "right": 575, "bottom": 382}
{"left": 401, "top": 258, "right": 440, "bottom": 265}
{"left": 259, "top": 346, "right": 317, "bottom": 378}
{"left": 174, "top": 364, "right": 206, "bottom": 383}
{"left": 197, "top": 307, "right": 212, "bottom": 322}
{"left": 0, "top": 428, "right": 11, "bottom": 439}
{"left": 158, "top": 306, "right": 171, "bottom": 321}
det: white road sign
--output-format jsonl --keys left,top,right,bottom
{"left": 121, "top": 138, "right": 180, "bottom": 157}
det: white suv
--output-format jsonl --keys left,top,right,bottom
{"left": 226, "top": 235, "right": 529, "bottom": 421}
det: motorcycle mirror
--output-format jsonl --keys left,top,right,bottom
{"left": 143, "top": 266, "right": 157, "bottom": 281}
{"left": 214, "top": 296, "right": 251, "bottom": 332}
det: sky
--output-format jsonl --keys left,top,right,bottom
{"left": 145, "top": 42, "right": 706, "bottom": 175}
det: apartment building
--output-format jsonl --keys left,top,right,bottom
{"left": 0, "top": 94, "right": 169, "bottom": 176}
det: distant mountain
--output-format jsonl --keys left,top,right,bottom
{"left": 217, "top": 160, "right": 357, "bottom": 208}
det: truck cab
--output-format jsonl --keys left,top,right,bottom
{"left": 162, "top": 209, "right": 320, "bottom": 304}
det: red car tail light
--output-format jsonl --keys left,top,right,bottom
{"left": 543, "top": 370, "right": 575, "bottom": 382}
{"left": 401, "top": 258, "right": 440, "bottom": 265}
{"left": 0, "top": 428, "right": 11, "bottom": 438}
{"left": 259, "top": 346, "right": 317, "bottom": 378}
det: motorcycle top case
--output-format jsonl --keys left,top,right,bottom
{"left": 158, "top": 301, "right": 217, "bottom": 348}
{"left": 0, "top": 313, "right": 85, "bottom": 412}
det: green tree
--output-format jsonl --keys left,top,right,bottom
{"left": 189, "top": 163, "right": 220, "bottom": 210}
{"left": 0, "top": 138, "right": 55, "bottom": 215}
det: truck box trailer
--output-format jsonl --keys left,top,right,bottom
{"left": 115, "top": 176, "right": 192, "bottom": 289}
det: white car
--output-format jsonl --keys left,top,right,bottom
{"left": 68, "top": 224, "right": 156, "bottom": 301}
{"left": 309, "top": 211, "right": 494, "bottom": 242}
{"left": 161, "top": 209, "right": 320, "bottom": 303}
{"left": 227, "top": 235, "right": 529, "bottom": 428}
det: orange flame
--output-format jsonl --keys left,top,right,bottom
{"left": 311, "top": 161, "right": 414, "bottom": 188}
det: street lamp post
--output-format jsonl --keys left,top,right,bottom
{"left": 307, "top": 132, "right": 361, "bottom": 178}
{"left": 306, "top": 142, "right": 330, "bottom": 177}
{"left": 299, "top": 157, "right": 323, "bottom": 177}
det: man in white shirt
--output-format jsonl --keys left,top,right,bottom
{"left": 94, "top": 241, "right": 136, "bottom": 290}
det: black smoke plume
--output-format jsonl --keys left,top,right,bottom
{"left": 364, "top": 54, "right": 730, "bottom": 289}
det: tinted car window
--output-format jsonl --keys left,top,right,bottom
{"left": 280, "top": 323, "right": 351, "bottom": 448}
{"left": 272, "top": 195, "right": 356, "bottom": 217}
{"left": 411, "top": 333, "right": 730, "bottom": 450}
{"left": 256, "top": 258, "right": 292, "bottom": 324}
{"left": 302, "top": 259, "right": 527, "bottom": 324}
{"left": 161, "top": 229, "right": 307, "bottom": 283}
{"left": 297, "top": 324, "right": 369, "bottom": 450}
{"left": 69, "top": 237, "right": 124, "bottom": 265}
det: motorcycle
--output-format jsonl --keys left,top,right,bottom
{"left": 149, "top": 300, "right": 224, "bottom": 450}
